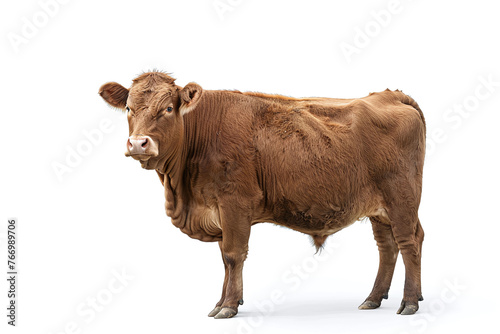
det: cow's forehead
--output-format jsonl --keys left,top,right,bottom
{"left": 127, "top": 72, "right": 176, "bottom": 106}
{"left": 128, "top": 84, "right": 176, "bottom": 111}
{"left": 132, "top": 71, "right": 176, "bottom": 89}
{"left": 127, "top": 88, "right": 153, "bottom": 109}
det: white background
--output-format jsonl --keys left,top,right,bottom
{"left": 1, "top": 0, "right": 499, "bottom": 333}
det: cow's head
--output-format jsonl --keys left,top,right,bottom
{"left": 99, "top": 71, "right": 202, "bottom": 170}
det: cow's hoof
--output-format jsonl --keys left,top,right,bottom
{"left": 397, "top": 301, "right": 418, "bottom": 315}
{"left": 208, "top": 306, "right": 222, "bottom": 317}
{"left": 214, "top": 307, "right": 238, "bottom": 319}
{"left": 358, "top": 300, "right": 380, "bottom": 310}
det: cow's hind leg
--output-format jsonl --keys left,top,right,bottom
{"left": 374, "top": 171, "right": 424, "bottom": 315}
{"left": 390, "top": 210, "right": 424, "bottom": 315}
{"left": 359, "top": 216, "right": 399, "bottom": 310}
{"left": 395, "top": 218, "right": 424, "bottom": 313}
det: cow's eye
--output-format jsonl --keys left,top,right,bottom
{"left": 126, "top": 106, "right": 130, "bottom": 113}
{"left": 167, "top": 106, "right": 173, "bottom": 112}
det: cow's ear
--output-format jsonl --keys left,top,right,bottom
{"left": 179, "top": 82, "right": 203, "bottom": 116}
{"left": 99, "top": 82, "right": 129, "bottom": 110}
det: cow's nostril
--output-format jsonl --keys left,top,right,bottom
{"left": 127, "top": 136, "right": 153, "bottom": 155}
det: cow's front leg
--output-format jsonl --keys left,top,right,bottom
{"left": 208, "top": 241, "right": 229, "bottom": 317}
{"left": 211, "top": 204, "right": 251, "bottom": 319}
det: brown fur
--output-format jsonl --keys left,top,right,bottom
{"left": 99, "top": 71, "right": 426, "bottom": 317}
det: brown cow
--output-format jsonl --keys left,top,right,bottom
{"left": 99, "top": 71, "right": 425, "bottom": 319}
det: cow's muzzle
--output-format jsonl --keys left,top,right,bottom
{"left": 125, "top": 135, "right": 158, "bottom": 159}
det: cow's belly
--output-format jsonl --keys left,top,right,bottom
{"left": 262, "top": 184, "right": 387, "bottom": 236}
{"left": 264, "top": 196, "right": 352, "bottom": 234}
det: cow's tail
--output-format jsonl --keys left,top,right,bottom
{"left": 391, "top": 89, "right": 426, "bottom": 178}
{"left": 393, "top": 89, "right": 426, "bottom": 134}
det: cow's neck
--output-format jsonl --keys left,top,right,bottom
{"left": 159, "top": 91, "right": 221, "bottom": 231}
{"left": 158, "top": 129, "right": 188, "bottom": 227}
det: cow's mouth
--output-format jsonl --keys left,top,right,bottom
{"left": 125, "top": 152, "right": 153, "bottom": 160}
{"left": 124, "top": 152, "right": 159, "bottom": 169}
